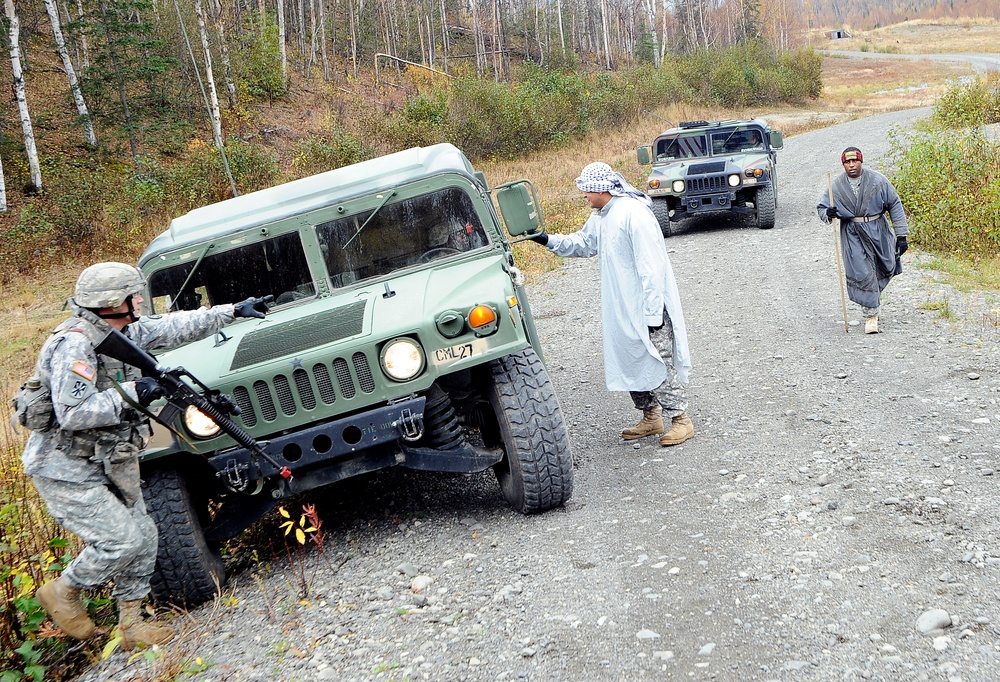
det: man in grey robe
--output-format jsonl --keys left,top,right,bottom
{"left": 817, "top": 146, "right": 909, "bottom": 334}
{"left": 528, "top": 162, "right": 694, "bottom": 446}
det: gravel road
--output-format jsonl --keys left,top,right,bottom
{"left": 77, "top": 108, "right": 1000, "bottom": 682}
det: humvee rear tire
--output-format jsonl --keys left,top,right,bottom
{"left": 486, "top": 348, "right": 573, "bottom": 514}
{"left": 143, "top": 467, "right": 225, "bottom": 607}
{"left": 651, "top": 198, "right": 672, "bottom": 237}
{"left": 754, "top": 184, "right": 776, "bottom": 230}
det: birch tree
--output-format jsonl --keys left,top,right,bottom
{"left": 195, "top": 0, "right": 223, "bottom": 143}
{"left": 43, "top": 0, "right": 97, "bottom": 147}
{"left": 4, "top": 0, "right": 42, "bottom": 192}
{"left": 209, "top": 0, "right": 237, "bottom": 106}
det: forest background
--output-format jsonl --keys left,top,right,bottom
{"left": 0, "top": 0, "right": 998, "bottom": 679}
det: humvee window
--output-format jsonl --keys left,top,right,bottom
{"left": 147, "top": 231, "right": 315, "bottom": 313}
{"left": 316, "top": 186, "right": 490, "bottom": 287}
{"left": 712, "top": 127, "right": 765, "bottom": 154}
{"left": 656, "top": 133, "right": 708, "bottom": 161}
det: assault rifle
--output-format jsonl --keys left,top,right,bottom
{"left": 95, "top": 327, "right": 292, "bottom": 493}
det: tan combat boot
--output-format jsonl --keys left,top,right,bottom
{"left": 117, "top": 600, "right": 175, "bottom": 649}
{"left": 36, "top": 576, "right": 96, "bottom": 640}
{"left": 621, "top": 406, "right": 664, "bottom": 440}
{"left": 865, "top": 315, "right": 879, "bottom": 334}
{"left": 660, "top": 414, "right": 694, "bottom": 446}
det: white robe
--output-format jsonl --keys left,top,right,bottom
{"left": 546, "top": 196, "right": 691, "bottom": 390}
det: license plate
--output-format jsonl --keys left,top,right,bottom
{"left": 433, "top": 339, "right": 488, "bottom": 365}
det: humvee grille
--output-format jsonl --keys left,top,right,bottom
{"left": 687, "top": 176, "right": 726, "bottom": 194}
{"left": 232, "top": 353, "right": 375, "bottom": 428}
{"left": 230, "top": 301, "right": 367, "bottom": 370}
{"left": 294, "top": 368, "right": 317, "bottom": 409}
{"left": 333, "top": 358, "right": 356, "bottom": 398}
{"left": 353, "top": 352, "right": 376, "bottom": 393}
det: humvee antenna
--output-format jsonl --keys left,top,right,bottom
{"left": 643, "top": 110, "right": 675, "bottom": 127}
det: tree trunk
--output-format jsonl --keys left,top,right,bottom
{"left": 210, "top": 0, "right": 238, "bottom": 107}
{"left": 0, "top": 152, "right": 7, "bottom": 212}
{"left": 599, "top": 0, "right": 611, "bottom": 69}
{"left": 277, "top": 0, "right": 288, "bottom": 84}
{"left": 43, "top": 0, "right": 97, "bottom": 147}
{"left": 318, "top": 0, "right": 329, "bottom": 80}
{"left": 195, "top": 0, "right": 223, "bottom": 144}
{"left": 5, "top": 0, "right": 43, "bottom": 191}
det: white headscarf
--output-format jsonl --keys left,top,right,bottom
{"left": 575, "top": 162, "right": 652, "bottom": 208}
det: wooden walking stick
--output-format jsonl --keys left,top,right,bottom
{"left": 828, "top": 172, "right": 850, "bottom": 333}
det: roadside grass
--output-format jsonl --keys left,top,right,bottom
{"left": 915, "top": 255, "right": 1000, "bottom": 292}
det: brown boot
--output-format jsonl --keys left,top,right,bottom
{"left": 621, "top": 406, "right": 664, "bottom": 440}
{"left": 117, "top": 600, "right": 174, "bottom": 649}
{"left": 659, "top": 414, "right": 694, "bottom": 446}
{"left": 36, "top": 576, "right": 96, "bottom": 640}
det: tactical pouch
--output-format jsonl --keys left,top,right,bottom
{"left": 10, "top": 376, "right": 55, "bottom": 432}
{"left": 96, "top": 438, "right": 142, "bottom": 507}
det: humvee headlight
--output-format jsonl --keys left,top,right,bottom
{"left": 468, "top": 305, "right": 499, "bottom": 336}
{"left": 727, "top": 174, "right": 741, "bottom": 187}
{"left": 381, "top": 338, "right": 425, "bottom": 381}
{"left": 648, "top": 179, "right": 660, "bottom": 189}
{"left": 671, "top": 180, "right": 685, "bottom": 193}
{"left": 744, "top": 167, "right": 765, "bottom": 178}
{"left": 184, "top": 405, "right": 221, "bottom": 438}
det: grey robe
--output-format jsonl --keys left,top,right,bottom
{"left": 545, "top": 195, "right": 691, "bottom": 390}
{"left": 817, "top": 168, "right": 909, "bottom": 309}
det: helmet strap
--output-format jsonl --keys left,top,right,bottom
{"left": 97, "top": 294, "right": 140, "bottom": 322}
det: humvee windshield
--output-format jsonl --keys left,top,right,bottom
{"left": 147, "top": 231, "right": 315, "bottom": 313}
{"left": 316, "top": 185, "right": 490, "bottom": 287}
{"left": 711, "top": 127, "right": 765, "bottom": 154}
{"left": 654, "top": 126, "right": 766, "bottom": 161}
{"left": 655, "top": 133, "right": 708, "bottom": 161}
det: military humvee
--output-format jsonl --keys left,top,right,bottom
{"left": 136, "top": 144, "right": 573, "bottom": 606}
{"left": 636, "top": 118, "right": 783, "bottom": 236}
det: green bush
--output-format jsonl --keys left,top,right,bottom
{"left": 929, "top": 74, "right": 1000, "bottom": 129}
{"left": 290, "top": 130, "right": 374, "bottom": 177}
{"left": 890, "top": 129, "right": 1000, "bottom": 259}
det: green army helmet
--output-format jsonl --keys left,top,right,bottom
{"left": 74, "top": 261, "right": 147, "bottom": 309}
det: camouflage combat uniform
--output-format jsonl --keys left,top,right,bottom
{"left": 22, "top": 301, "right": 235, "bottom": 601}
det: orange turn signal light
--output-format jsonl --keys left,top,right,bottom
{"left": 468, "top": 305, "right": 497, "bottom": 329}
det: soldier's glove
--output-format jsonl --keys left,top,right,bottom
{"left": 234, "top": 295, "right": 274, "bottom": 319}
{"left": 824, "top": 206, "right": 840, "bottom": 220}
{"left": 896, "top": 236, "right": 908, "bottom": 256}
{"left": 648, "top": 323, "right": 664, "bottom": 336}
{"left": 528, "top": 232, "right": 549, "bottom": 246}
{"left": 133, "top": 377, "right": 166, "bottom": 407}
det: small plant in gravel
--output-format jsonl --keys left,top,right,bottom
{"left": 277, "top": 504, "right": 324, "bottom": 598}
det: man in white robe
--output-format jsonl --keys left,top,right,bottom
{"left": 529, "top": 162, "right": 694, "bottom": 446}
{"left": 817, "top": 147, "right": 909, "bottom": 334}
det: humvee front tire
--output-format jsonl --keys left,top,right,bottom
{"left": 754, "top": 184, "right": 776, "bottom": 230}
{"left": 143, "top": 467, "right": 225, "bottom": 607}
{"left": 651, "top": 198, "right": 672, "bottom": 237}
{"left": 486, "top": 348, "right": 573, "bottom": 514}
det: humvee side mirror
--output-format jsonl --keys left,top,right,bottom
{"left": 494, "top": 179, "right": 543, "bottom": 239}
{"left": 637, "top": 146, "right": 652, "bottom": 165}
{"left": 769, "top": 130, "right": 784, "bottom": 150}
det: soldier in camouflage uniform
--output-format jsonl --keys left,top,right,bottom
{"left": 23, "top": 262, "right": 270, "bottom": 647}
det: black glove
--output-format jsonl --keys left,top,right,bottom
{"left": 896, "top": 236, "right": 908, "bottom": 256}
{"left": 528, "top": 232, "right": 549, "bottom": 246}
{"left": 825, "top": 206, "right": 840, "bottom": 220}
{"left": 648, "top": 323, "right": 664, "bottom": 336}
{"left": 234, "top": 295, "right": 274, "bottom": 319}
{"left": 133, "top": 377, "right": 166, "bottom": 407}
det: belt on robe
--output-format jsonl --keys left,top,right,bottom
{"left": 844, "top": 214, "right": 884, "bottom": 223}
